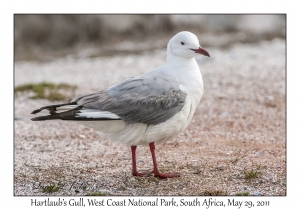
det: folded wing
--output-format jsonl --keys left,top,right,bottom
{"left": 31, "top": 75, "right": 187, "bottom": 125}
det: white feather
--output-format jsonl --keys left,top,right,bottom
{"left": 76, "top": 109, "right": 120, "bottom": 119}
{"left": 55, "top": 105, "right": 78, "bottom": 113}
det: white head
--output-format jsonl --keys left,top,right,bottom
{"left": 167, "top": 31, "right": 210, "bottom": 60}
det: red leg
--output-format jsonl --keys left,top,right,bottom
{"left": 149, "top": 142, "right": 180, "bottom": 178}
{"left": 131, "top": 146, "right": 152, "bottom": 177}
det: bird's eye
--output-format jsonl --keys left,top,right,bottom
{"left": 181, "top": 42, "right": 185, "bottom": 45}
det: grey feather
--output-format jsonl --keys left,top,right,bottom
{"left": 73, "top": 75, "right": 187, "bottom": 125}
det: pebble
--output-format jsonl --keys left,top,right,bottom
{"left": 265, "top": 96, "right": 274, "bottom": 101}
{"left": 253, "top": 191, "right": 262, "bottom": 196}
{"left": 217, "top": 164, "right": 225, "bottom": 169}
{"left": 218, "top": 112, "right": 229, "bottom": 117}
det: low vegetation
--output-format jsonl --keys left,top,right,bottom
{"left": 244, "top": 169, "right": 258, "bottom": 179}
{"left": 41, "top": 183, "right": 60, "bottom": 193}
{"left": 202, "top": 190, "right": 228, "bottom": 196}
{"left": 235, "top": 191, "right": 250, "bottom": 196}
{"left": 86, "top": 192, "right": 105, "bottom": 196}
{"left": 15, "top": 82, "right": 77, "bottom": 101}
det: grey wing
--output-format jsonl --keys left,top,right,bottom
{"left": 73, "top": 75, "right": 187, "bottom": 125}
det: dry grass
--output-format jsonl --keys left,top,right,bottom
{"left": 14, "top": 32, "right": 285, "bottom": 196}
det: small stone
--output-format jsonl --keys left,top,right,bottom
{"left": 266, "top": 96, "right": 274, "bottom": 101}
{"left": 253, "top": 191, "right": 262, "bottom": 196}
{"left": 217, "top": 164, "right": 225, "bottom": 170}
{"left": 264, "top": 96, "right": 276, "bottom": 107}
{"left": 219, "top": 112, "right": 229, "bottom": 117}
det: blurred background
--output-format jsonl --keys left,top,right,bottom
{"left": 14, "top": 14, "right": 285, "bottom": 60}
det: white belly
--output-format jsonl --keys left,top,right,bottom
{"left": 77, "top": 95, "right": 198, "bottom": 146}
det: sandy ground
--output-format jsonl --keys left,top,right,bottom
{"left": 14, "top": 34, "right": 286, "bottom": 196}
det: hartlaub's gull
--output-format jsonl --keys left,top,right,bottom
{"left": 31, "top": 31, "right": 210, "bottom": 178}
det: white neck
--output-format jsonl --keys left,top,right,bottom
{"left": 165, "top": 53, "right": 204, "bottom": 106}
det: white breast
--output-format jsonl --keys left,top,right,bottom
{"left": 77, "top": 94, "right": 198, "bottom": 146}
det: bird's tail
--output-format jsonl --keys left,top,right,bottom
{"left": 31, "top": 102, "right": 121, "bottom": 122}
{"left": 31, "top": 102, "right": 79, "bottom": 121}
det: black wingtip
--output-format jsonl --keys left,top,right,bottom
{"left": 31, "top": 116, "right": 42, "bottom": 121}
{"left": 31, "top": 109, "right": 41, "bottom": 114}
{"left": 31, "top": 115, "right": 47, "bottom": 121}
{"left": 31, "top": 115, "right": 55, "bottom": 121}
{"left": 31, "top": 102, "right": 77, "bottom": 115}
{"left": 31, "top": 117, "right": 39, "bottom": 121}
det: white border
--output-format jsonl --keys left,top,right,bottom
{"left": 2, "top": 1, "right": 298, "bottom": 209}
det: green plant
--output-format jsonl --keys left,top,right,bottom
{"left": 14, "top": 82, "right": 77, "bottom": 101}
{"left": 244, "top": 170, "right": 258, "bottom": 179}
{"left": 41, "top": 183, "right": 60, "bottom": 193}
{"left": 86, "top": 192, "right": 105, "bottom": 196}
{"left": 203, "top": 190, "right": 228, "bottom": 196}
{"left": 148, "top": 177, "right": 159, "bottom": 183}
{"left": 235, "top": 191, "right": 250, "bottom": 196}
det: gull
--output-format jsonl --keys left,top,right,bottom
{"left": 31, "top": 31, "right": 210, "bottom": 178}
